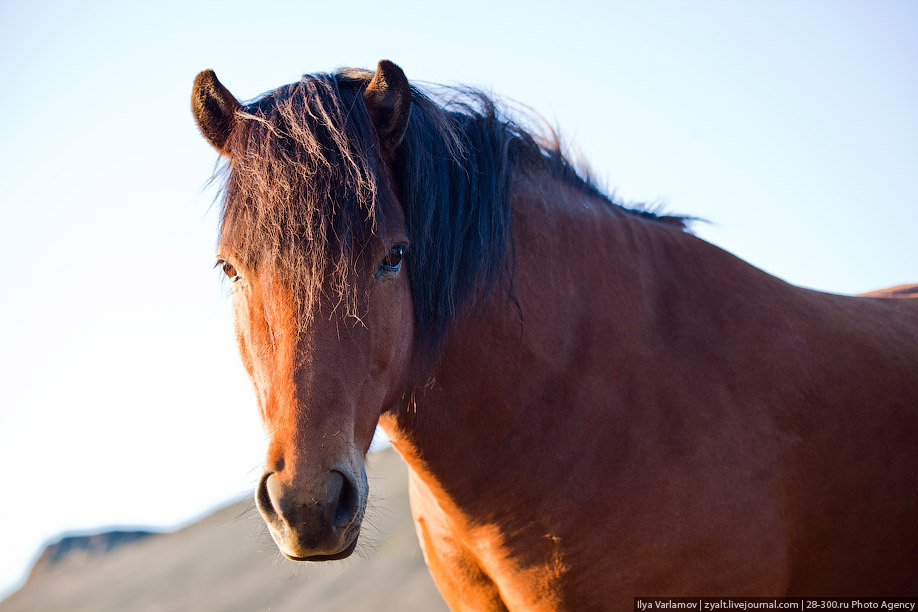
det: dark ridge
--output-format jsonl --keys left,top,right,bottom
{"left": 30, "top": 530, "right": 158, "bottom": 576}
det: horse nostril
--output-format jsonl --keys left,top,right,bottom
{"left": 256, "top": 472, "right": 277, "bottom": 521}
{"left": 256, "top": 468, "right": 360, "bottom": 540}
{"left": 333, "top": 471, "right": 359, "bottom": 530}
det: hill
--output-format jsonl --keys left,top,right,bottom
{"left": 0, "top": 448, "right": 448, "bottom": 612}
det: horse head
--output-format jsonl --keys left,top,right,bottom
{"left": 192, "top": 61, "right": 415, "bottom": 560}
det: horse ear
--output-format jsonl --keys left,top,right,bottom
{"left": 364, "top": 60, "right": 411, "bottom": 152}
{"left": 192, "top": 69, "right": 241, "bottom": 155}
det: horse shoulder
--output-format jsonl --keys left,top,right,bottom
{"left": 406, "top": 470, "right": 510, "bottom": 611}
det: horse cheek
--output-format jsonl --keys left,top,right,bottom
{"left": 231, "top": 293, "right": 256, "bottom": 382}
{"left": 230, "top": 286, "right": 279, "bottom": 431}
{"left": 371, "top": 280, "right": 413, "bottom": 399}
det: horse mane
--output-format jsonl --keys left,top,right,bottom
{"left": 217, "top": 67, "right": 686, "bottom": 362}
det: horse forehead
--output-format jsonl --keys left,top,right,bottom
{"left": 254, "top": 272, "right": 373, "bottom": 330}
{"left": 229, "top": 270, "right": 297, "bottom": 328}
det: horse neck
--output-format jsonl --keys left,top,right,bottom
{"left": 378, "top": 171, "right": 796, "bottom": 516}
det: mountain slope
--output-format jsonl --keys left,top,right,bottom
{"left": 0, "top": 448, "right": 448, "bottom": 612}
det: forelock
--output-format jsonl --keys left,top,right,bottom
{"left": 218, "top": 72, "right": 386, "bottom": 328}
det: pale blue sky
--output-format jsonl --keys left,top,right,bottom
{"left": 1, "top": 0, "right": 915, "bottom": 598}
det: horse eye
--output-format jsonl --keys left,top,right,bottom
{"left": 376, "top": 245, "right": 405, "bottom": 278}
{"left": 217, "top": 260, "right": 240, "bottom": 282}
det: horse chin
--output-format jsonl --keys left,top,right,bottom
{"left": 277, "top": 525, "right": 361, "bottom": 562}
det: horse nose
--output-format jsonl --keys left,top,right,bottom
{"left": 256, "top": 468, "right": 361, "bottom": 557}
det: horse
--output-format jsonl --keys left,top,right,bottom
{"left": 191, "top": 60, "right": 918, "bottom": 610}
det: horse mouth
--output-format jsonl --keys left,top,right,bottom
{"left": 281, "top": 526, "right": 360, "bottom": 562}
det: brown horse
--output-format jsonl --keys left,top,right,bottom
{"left": 191, "top": 61, "right": 918, "bottom": 610}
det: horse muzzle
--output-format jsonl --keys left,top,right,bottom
{"left": 256, "top": 466, "right": 366, "bottom": 561}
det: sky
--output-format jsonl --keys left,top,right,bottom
{"left": 1, "top": 0, "right": 916, "bottom": 599}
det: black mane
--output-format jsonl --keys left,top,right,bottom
{"left": 218, "top": 67, "right": 685, "bottom": 363}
